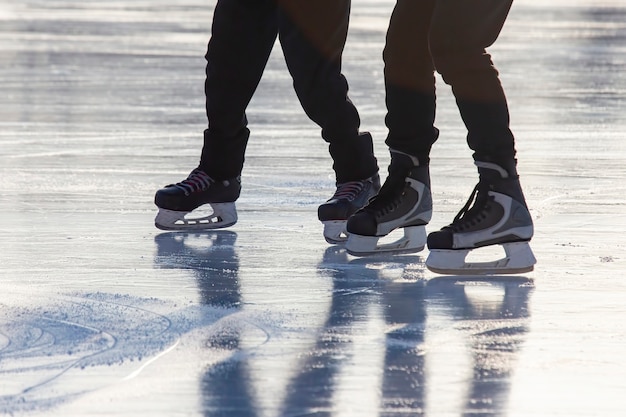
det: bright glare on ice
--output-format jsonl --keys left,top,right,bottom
{"left": 1, "top": 0, "right": 626, "bottom": 416}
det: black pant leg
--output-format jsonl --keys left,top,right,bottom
{"left": 277, "top": 0, "right": 378, "bottom": 182}
{"left": 429, "top": 0, "right": 516, "bottom": 163}
{"left": 383, "top": 0, "right": 439, "bottom": 165}
{"left": 200, "top": 0, "right": 278, "bottom": 179}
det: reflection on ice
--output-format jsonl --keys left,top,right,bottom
{"left": 1, "top": 0, "right": 626, "bottom": 416}
{"left": 153, "top": 236, "right": 534, "bottom": 416}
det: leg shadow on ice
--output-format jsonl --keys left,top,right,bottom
{"left": 278, "top": 247, "right": 427, "bottom": 415}
{"left": 154, "top": 231, "right": 256, "bottom": 417}
{"left": 294, "top": 246, "right": 533, "bottom": 416}
{"left": 378, "top": 273, "right": 533, "bottom": 415}
{"left": 425, "top": 275, "right": 534, "bottom": 415}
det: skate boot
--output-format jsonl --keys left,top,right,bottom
{"left": 345, "top": 150, "right": 432, "bottom": 256}
{"left": 426, "top": 160, "right": 535, "bottom": 275}
{"left": 154, "top": 168, "right": 241, "bottom": 231}
{"left": 318, "top": 174, "right": 381, "bottom": 244}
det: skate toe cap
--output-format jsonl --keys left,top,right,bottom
{"left": 154, "top": 187, "right": 191, "bottom": 211}
{"left": 426, "top": 230, "right": 454, "bottom": 250}
{"left": 346, "top": 212, "right": 378, "bottom": 235}
{"left": 318, "top": 200, "right": 352, "bottom": 221}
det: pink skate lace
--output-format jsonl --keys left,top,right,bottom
{"left": 331, "top": 180, "right": 366, "bottom": 202}
{"left": 173, "top": 169, "right": 214, "bottom": 195}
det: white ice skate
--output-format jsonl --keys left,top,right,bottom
{"left": 346, "top": 151, "right": 432, "bottom": 256}
{"left": 321, "top": 221, "right": 349, "bottom": 245}
{"left": 318, "top": 174, "right": 381, "bottom": 244}
{"left": 346, "top": 224, "right": 427, "bottom": 256}
{"left": 154, "top": 169, "right": 241, "bottom": 231}
{"left": 425, "top": 161, "right": 535, "bottom": 275}
{"left": 426, "top": 241, "right": 536, "bottom": 275}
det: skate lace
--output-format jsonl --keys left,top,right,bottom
{"left": 173, "top": 169, "right": 215, "bottom": 196}
{"left": 331, "top": 180, "right": 366, "bottom": 201}
{"left": 364, "top": 174, "right": 405, "bottom": 217}
{"left": 448, "top": 183, "right": 494, "bottom": 232}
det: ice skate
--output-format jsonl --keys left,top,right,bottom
{"left": 345, "top": 150, "right": 432, "bottom": 256}
{"left": 154, "top": 168, "right": 241, "bottom": 231}
{"left": 426, "top": 161, "right": 536, "bottom": 275}
{"left": 318, "top": 174, "right": 381, "bottom": 244}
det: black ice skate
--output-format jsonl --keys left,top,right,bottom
{"left": 318, "top": 174, "right": 381, "bottom": 244}
{"left": 345, "top": 150, "right": 432, "bottom": 256}
{"left": 154, "top": 168, "right": 241, "bottom": 231}
{"left": 426, "top": 161, "right": 536, "bottom": 275}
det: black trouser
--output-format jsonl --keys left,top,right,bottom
{"left": 384, "top": 0, "right": 516, "bottom": 167}
{"left": 199, "top": 0, "right": 377, "bottom": 183}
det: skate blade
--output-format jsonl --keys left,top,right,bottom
{"left": 345, "top": 226, "right": 426, "bottom": 257}
{"left": 322, "top": 220, "right": 348, "bottom": 245}
{"left": 155, "top": 203, "right": 237, "bottom": 231}
{"left": 426, "top": 242, "right": 536, "bottom": 275}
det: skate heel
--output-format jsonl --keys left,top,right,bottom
{"left": 322, "top": 220, "right": 348, "bottom": 244}
{"left": 318, "top": 174, "right": 381, "bottom": 245}
{"left": 426, "top": 241, "right": 536, "bottom": 275}
{"left": 346, "top": 225, "right": 427, "bottom": 257}
{"left": 155, "top": 202, "right": 238, "bottom": 231}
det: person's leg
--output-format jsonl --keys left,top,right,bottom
{"left": 383, "top": 0, "right": 439, "bottom": 165}
{"left": 345, "top": 0, "right": 437, "bottom": 256}
{"left": 277, "top": 0, "right": 378, "bottom": 183}
{"left": 425, "top": 0, "right": 535, "bottom": 274}
{"left": 200, "top": 0, "right": 279, "bottom": 180}
{"left": 428, "top": 0, "right": 516, "bottom": 166}
{"left": 277, "top": 0, "right": 380, "bottom": 243}
{"left": 154, "top": 0, "right": 278, "bottom": 230}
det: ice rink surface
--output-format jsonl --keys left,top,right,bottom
{"left": 1, "top": 0, "right": 625, "bottom": 416}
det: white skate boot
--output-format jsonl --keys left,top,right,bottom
{"left": 154, "top": 168, "right": 241, "bottom": 231}
{"left": 318, "top": 174, "right": 381, "bottom": 244}
{"left": 345, "top": 150, "right": 432, "bottom": 256}
{"left": 426, "top": 161, "right": 536, "bottom": 275}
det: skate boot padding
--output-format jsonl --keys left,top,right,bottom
{"left": 425, "top": 161, "right": 535, "bottom": 274}
{"left": 346, "top": 150, "right": 432, "bottom": 256}
{"left": 154, "top": 168, "right": 240, "bottom": 231}
{"left": 318, "top": 174, "right": 381, "bottom": 244}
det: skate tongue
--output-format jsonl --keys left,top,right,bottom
{"left": 365, "top": 174, "right": 405, "bottom": 214}
{"left": 389, "top": 150, "right": 419, "bottom": 175}
{"left": 475, "top": 160, "right": 520, "bottom": 180}
{"left": 452, "top": 183, "right": 490, "bottom": 224}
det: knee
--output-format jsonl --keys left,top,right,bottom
{"left": 428, "top": 29, "right": 499, "bottom": 85}
{"left": 431, "top": 47, "right": 499, "bottom": 87}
